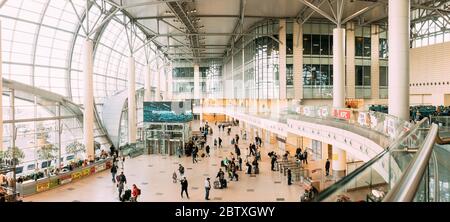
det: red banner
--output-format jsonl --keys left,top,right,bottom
{"left": 334, "top": 109, "right": 351, "bottom": 120}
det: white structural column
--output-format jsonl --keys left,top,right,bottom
{"left": 0, "top": 21, "right": 3, "bottom": 151}
{"left": 333, "top": 28, "right": 346, "bottom": 108}
{"left": 332, "top": 146, "right": 347, "bottom": 178}
{"left": 345, "top": 22, "right": 355, "bottom": 98}
{"left": 194, "top": 64, "right": 200, "bottom": 99}
{"left": 293, "top": 21, "right": 303, "bottom": 100}
{"left": 167, "top": 64, "right": 173, "bottom": 100}
{"left": 128, "top": 56, "right": 136, "bottom": 144}
{"left": 231, "top": 49, "right": 234, "bottom": 99}
{"left": 242, "top": 37, "right": 245, "bottom": 99}
{"left": 83, "top": 40, "right": 94, "bottom": 160}
{"left": 144, "top": 64, "right": 152, "bottom": 101}
{"left": 388, "top": 0, "right": 410, "bottom": 120}
{"left": 371, "top": 24, "right": 380, "bottom": 99}
{"left": 279, "top": 19, "right": 287, "bottom": 100}
{"left": 155, "top": 60, "right": 161, "bottom": 101}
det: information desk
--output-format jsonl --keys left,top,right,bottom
{"left": 16, "top": 158, "right": 113, "bottom": 196}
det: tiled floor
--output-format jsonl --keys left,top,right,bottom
{"left": 24, "top": 122, "right": 305, "bottom": 202}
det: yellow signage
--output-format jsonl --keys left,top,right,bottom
{"left": 36, "top": 182, "right": 50, "bottom": 192}
{"left": 71, "top": 171, "right": 82, "bottom": 180}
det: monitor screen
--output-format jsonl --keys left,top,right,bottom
{"left": 143, "top": 101, "right": 193, "bottom": 123}
{"left": 15, "top": 166, "right": 24, "bottom": 174}
{"left": 27, "top": 164, "right": 35, "bottom": 170}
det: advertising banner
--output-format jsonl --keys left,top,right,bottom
{"left": 143, "top": 101, "right": 193, "bottom": 123}
{"left": 59, "top": 174, "right": 72, "bottom": 185}
{"left": 386, "top": 117, "right": 397, "bottom": 137}
{"left": 95, "top": 163, "right": 106, "bottom": 172}
{"left": 369, "top": 113, "right": 378, "bottom": 129}
{"left": 71, "top": 171, "right": 82, "bottom": 180}
{"left": 36, "top": 182, "right": 50, "bottom": 192}
{"left": 334, "top": 109, "right": 351, "bottom": 120}
{"left": 82, "top": 168, "right": 91, "bottom": 177}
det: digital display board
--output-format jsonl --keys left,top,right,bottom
{"left": 143, "top": 101, "right": 193, "bottom": 123}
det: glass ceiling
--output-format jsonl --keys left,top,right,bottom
{"left": 0, "top": 0, "right": 166, "bottom": 108}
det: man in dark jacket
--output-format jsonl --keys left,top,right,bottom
{"left": 325, "top": 159, "right": 330, "bottom": 176}
{"left": 180, "top": 177, "right": 189, "bottom": 199}
{"left": 110, "top": 163, "right": 118, "bottom": 183}
{"left": 287, "top": 169, "right": 292, "bottom": 185}
{"left": 235, "top": 144, "right": 241, "bottom": 157}
{"left": 205, "top": 145, "right": 210, "bottom": 157}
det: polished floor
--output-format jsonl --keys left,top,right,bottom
{"left": 25, "top": 122, "right": 305, "bottom": 202}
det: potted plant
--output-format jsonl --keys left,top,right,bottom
{"left": 37, "top": 143, "right": 58, "bottom": 171}
{"left": 4, "top": 146, "right": 25, "bottom": 166}
{"left": 65, "top": 141, "right": 85, "bottom": 159}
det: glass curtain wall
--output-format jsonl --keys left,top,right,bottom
{"left": 379, "top": 25, "right": 388, "bottom": 99}
{"left": 355, "top": 26, "right": 372, "bottom": 99}
{"left": 302, "top": 22, "right": 334, "bottom": 99}
{"left": 1, "top": 89, "right": 109, "bottom": 177}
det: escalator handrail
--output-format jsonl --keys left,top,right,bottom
{"left": 383, "top": 123, "right": 439, "bottom": 202}
{"left": 314, "top": 117, "right": 430, "bottom": 201}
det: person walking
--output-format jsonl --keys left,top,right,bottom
{"left": 110, "top": 163, "right": 118, "bottom": 183}
{"left": 325, "top": 159, "right": 330, "bottom": 176}
{"left": 173, "top": 171, "right": 178, "bottom": 183}
{"left": 218, "top": 137, "right": 223, "bottom": 148}
{"left": 192, "top": 147, "right": 198, "bottom": 163}
{"left": 180, "top": 177, "right": 189, "bottom": 199}
{"left": 131, "top": 184, "right": 141, "bottom": 202}
{"left": 287, "top": 169, "right": 292, "bottom": 185}
{"left": 302, "top": 150, "right": 308, "bottom": 164}
{"left": 204, "top": 178, "right": 211, "bottom": 200}
{"left": 214, "top": 138, "right": 217, "bottom": 149}
{"left": 205, "top": 145, "right": 210, "bottom": 157}
{"left": 238, "top": 156, "right": 243, "bottom": 171}
{"left": 117, "top": 172, "right": 127, "bottom": 200}
{"left": 235, "top": 144, "right": 241, "bottom": 157}
{"left": 121, "top": 156, "right": 125, "bottom": 169}
{"left": 178, "top": 164, "right": 185, "bottom": 177}
{"left": 271, "top": 154, "right": 277, "bottom": 171}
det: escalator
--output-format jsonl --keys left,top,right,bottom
{"left": 315, "top": 118, "right": 441, "bottom": 202}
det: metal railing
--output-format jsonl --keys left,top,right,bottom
{"left": 383, "top": 123, "right": 439, "bottom": 202}
{"left": 314, "top": 117, "right": 430, "bottom": 202}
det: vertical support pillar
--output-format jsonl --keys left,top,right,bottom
{"left": 0, "top": 21, "right": 3, "bottom": 151}
{"left": 293, "top": 21, "right": 303, "bottom": 101}
{"left": 333, "top": 28, "right": 346, "bottom": 109}
{"left": 168, "top": 63, "right": 173, "bottom": 100}
{"left": 242, "top": 36, "right": 246, "bottom": 99}
{"left": 144, "top": 64, "right": 152, "bottom": 101}
{"left": 279, "top": 19, "right": 287, "bottom": 100}
{"left": 194, "top": 64, "right": 200, "bottom": 99}
{"left": 57, "top": 103, "right": 62, "bottom": 170}
{"left": 371, "top": 24, "right": 380, "bottom": 100}
{"left": 346, "top": 22, "right": 355, "bottom": 99}
{"left": 155, "top": 59, "right": 161, "bottom": 101}
{"left": 128, "top": 56, "right": 136, "bottom": 144}
{"left": 388, "top": 0, "right": 410, "bottom": 120}
{"left": 332, "top": 146, "right": 346, "bottom": 178}
{"left": 231, "top": 49, "right": 234, "bottom": 99}
{"left": 83, "top": 40, "right": 94, "bottom": 161}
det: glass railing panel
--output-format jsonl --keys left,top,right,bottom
{"left": 315, "top": 119, "right": 430, "bottom": 202}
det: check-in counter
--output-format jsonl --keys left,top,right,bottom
{"left": 16, "top": 158, "right": 113, "bottom": 197}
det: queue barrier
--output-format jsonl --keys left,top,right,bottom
{"left": 16, "top": 158, "right": 113, "bottom": 197}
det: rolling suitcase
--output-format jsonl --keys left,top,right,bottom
{"left": 213, "top": 180, "right": 221, "bottom": 189}
{"left": 220, "top": 179, "right": 227, "bottom": 188}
